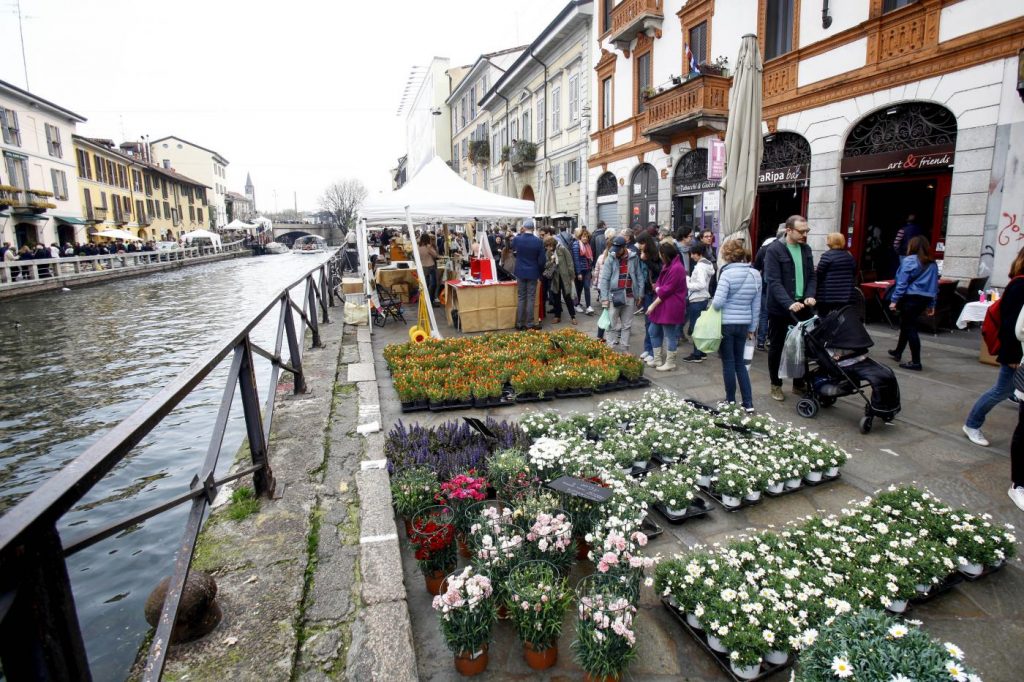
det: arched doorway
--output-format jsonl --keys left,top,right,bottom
{"left": 56, "top": 222, "right": 76, "bottom": 247}
{"left": 671, "top": 149, "right": 720, "bottom": 236}
{"left": 596, "top": 172, "right": 619, "bottom": 233}
{"left": 14, "top": 222, "right": 38, "bottom": 248}
{"left": 521, "top": 185, "right": 535, "bottom": 202}
{"left": 840, "top": 102, "right": 957, "bottom": 280}
{"left": 753, "top": 132, "right": 811, "bottom": 253}
{"left": 629, "top": 164, "right": 658, "bottom": 229}
{"left": 138, "top": 228, "right": 148, "bottom": 241}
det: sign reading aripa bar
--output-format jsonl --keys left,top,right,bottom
{"left": 758, "top": 164, "right": 807, "bottom": 186}
{"left": 841, "top": 143, "right": 955, "bottom": 176}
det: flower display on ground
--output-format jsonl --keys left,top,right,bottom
{"left": 432, "top": 565, "right": 498, "bottom": 656}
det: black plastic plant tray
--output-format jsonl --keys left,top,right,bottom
{"left": 651, "top": 452, "right": 688, "bottom": 466}
{"left": 554, "top": 388, "right": 594, "bottom": 398}
{"left": 428, "top": 400, "right": 474, "bottom": 412}
{"left": 801, "top": 471, "right": 841, "bottom": 487}
{"left": 654, "top": 498, "right": 711, "bottom": 524}
{"left": 958, "top": 562, "right": 1005, "bottom": 581}
{"left": 399, "top": 400, "right": 429, "bottom": 413}
{"left": 910, "top": 572, "right": 964, "bottom": 604}
{"left": 515, "top": 393, "right": 555, "bottom": 403}
{"left": 629, "top": 460, "right": 660, "bottom": 478}
{"left": 698, "top": 486, "right": 762, "bottom": 512}
{"left": 661, "top": 597, "right": 791, "bottom": 682}
{"left": 683, "top": 398, "right": 720, "bottom": 414}
{"left": 639, "top": 515, "right": 663, "bottom": 540}
{"left": 629, "top": 376, "right": 652, "bottom": 388}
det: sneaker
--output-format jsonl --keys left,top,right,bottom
{"left": 682, "top": 354, "right": 704, "bottom": 363}
{"left": 962, "top": 425, "right": 990, "bottom": 447}
{"left": 770, "top": 386, "right": 785, "bottom": 402}
{"left": 1010, "top": 486, "right": 1024, "bottom": 512}
{"left": 575, "top": 304, "right": 585, "bottom": 313}
{"left": 743, "top": 406, "right": 756, "bottom": 414}
{"left": 585, "top": 306, "right": 595, "bottom": 315}
{"left": 755, "top": 343, "right": 766, "bottom": 352}
{"left": 640, "top": 351, "right": 651, "bottom": 361}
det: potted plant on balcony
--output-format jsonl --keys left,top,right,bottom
{"left": 700, "top": 56, "right": 730, "bottom": 78}
{"left": 641, "top": 86, "right": 657, "bottom": 100}
{"left": 500, "top": 145, "right": 510, "bottom": 164}
{"left": 511, "top": 141, "right": 537, "bottom": 172}
{"left": 468, "top": 140, "right": 490, "bottom": 166}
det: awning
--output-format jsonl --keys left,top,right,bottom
{"left": 54, "top": 215, "right": 88, "bottom": 225}
{"left": 6, "top": 212, "right": 49, "bottom": 222}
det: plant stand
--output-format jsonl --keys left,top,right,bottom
{"left": 654, "top": 497, "right": 711, "bottom": 524}
{"left": 698, "top": 486, "right": 760, "bottom": 512}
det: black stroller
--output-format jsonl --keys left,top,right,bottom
{"left": 796, "top": 306, "right": 901, "bottom": 433}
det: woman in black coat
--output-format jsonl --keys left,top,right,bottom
{"left": 815, "top": 232, "right": 857, "bottom": 318}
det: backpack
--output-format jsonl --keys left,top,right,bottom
{"left": 981, "top": 276, "right": 1024, "bottom": 355}
{"left": 707, "top": 262, "right": 718, "bottom": 298}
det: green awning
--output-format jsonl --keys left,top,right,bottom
{"left": 54, "top": 215, "right": 88, "bottom": 225}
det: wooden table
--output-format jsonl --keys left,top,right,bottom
{"left": 860, "top": 278, "right": 956, "bottom": 329}
{"left": 444, "top": 280, "right": 518, "bottom": 332}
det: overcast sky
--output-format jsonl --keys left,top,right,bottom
{"left": 0, "top": 0, "right": 559, "bottom": 211}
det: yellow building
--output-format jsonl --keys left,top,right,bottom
{"left": 73, "top": 136, "right": 210, "bottom": 242}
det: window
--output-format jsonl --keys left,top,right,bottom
{"left": 537, "top": 97, "right": 545, "bottom": 140}
{"left": 123, "top": 195, "right": 131, "bottom": 214}
{"left": 551, "top": 85, "right": 561, "bottom": 133}
{"left": 99, "top": 192, "right": 108, "bottom": 209}
{"left": 565, "top": 158, "right": 580, "bottom": 184}
{"left": 93, "top": 154, "right": 105, "bottom": 183}
{"left": 144, "top": 174, "right": 152, "bottom": 195}
{"left": 189, "top": 205, "right": 196, "bottom": 222}
{"left": 510, "top": 118, "right": 519, "bottom": 143}
{"left": 162, "top": 179, "right": 168, "bottom": 198}
{"left": 45, "top": 123, "right": 63, "bottom": 158}
{"left": 883, "top": 0, "right": 917, "bottom": 11}
{"left": 460, "top": 98, "right": 467, "bottom": 130}
{"left": 469, "top": 86, "right": 477, "bottom": 120}
{"left": 636, "top": 52, "right": 651, "bottom": 113}
{"left": 132, "top": 169, "right": 142, "bottom": 192}
{"left": 522, "top": 110, "right": 531, "bottom": 142}
{"left": 1, "top": 108, "right": 20, "bottom": 146}
{"left": 461, "top": 139, "right": 468, "bottom": 162}
{"left": 83, "top": 188, "right": 93, "bottom": 214}
{"left": 146, "top": 198, "right": 154, "bottom": 216}
{"left": 4, "top": 152, "right": 29, "bottom": 190}
{"left": 136, "top": 199, "right": 144, "bottom": 221}
{"left": 76, "top": 148, "right": 92, "bottom": 179}
{"left": 689, "top": 22, "right": 708, "bottom": 67}
{"left": 51, "top": 169, "right": 68, "bottom": 200}
{"left": 602, "top": 0, "right": 614, "bottom": 33}
{"left": 568, "top": 73, "right": 580, "bottom": 123}
{"left": 452, "top": 145, "right": 460, "bottom": 173}
{"left": 602, "top": 78, "right": 613, "bottom": 128}
{"left": 197, "top": 207, "right": 203, "bottom": 223}
{"left": 764, "top": 0, "right": 795, "bottom": 60}
{"left": 163, "top": 201, "right": 170, "bottom": 219}
{"left": 552, "top": 163, "right": 560, "bottom": 188}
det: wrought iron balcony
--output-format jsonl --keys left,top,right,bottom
{"left": 87, "top": 207, "right": 108, "bottom": 223}
{"left": 608, "top": 0, "right": 663, "bottom": 50}
{"left": 137, "top": 212, "right": 152, "bottom": 227}
{"left": 641, "top": 74, "right": 730, "bottom": 142}
{"left": 510, "top": 141, "right": 537, "bottom": 172}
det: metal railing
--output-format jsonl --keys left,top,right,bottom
{"left": 0, "top": 251, "right": 342, "bottom": 681}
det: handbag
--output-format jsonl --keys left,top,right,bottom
{"left": 611, "top": 287, "right": 627, "bottom": 308}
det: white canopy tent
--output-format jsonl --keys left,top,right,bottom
{"left": 180, "top": 229, "right": 223, "bottom": 250}
{"left": 93, "top": 229, "right": 143, "bottom": 241}
{"left": 224, "top": 219, "right": 258, "bottom": 233}
{"left": 359, "top": 156, "right": 535, "bottom": 337}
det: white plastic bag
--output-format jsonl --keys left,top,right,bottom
{"left": 344, "top": 301, "right": 369, "bottom": 325}
{"left": 743, "top": 337, "right": 755, "bottom": 367}
{"left": 778, "top": 324, "right": 805, "bottom": 379}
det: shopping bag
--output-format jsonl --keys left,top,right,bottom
{"left": 692, "top": 307, "right": 723, "bottom": 353}
{"left": 597, "top": 308, "right": 612, "bottom": 330}
{"left": 778, "top": 324, "right": 806, "bottom": 379}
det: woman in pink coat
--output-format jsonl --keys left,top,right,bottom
{"left": 644, "top": 242, "right": 689, "bottom": 371}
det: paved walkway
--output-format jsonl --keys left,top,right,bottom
{"left": 371, "top": 305, "right": 1022, "bottom": 681}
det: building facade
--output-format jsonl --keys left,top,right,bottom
{"left": 226, "top": 191, "right": 255, "bottom": 222}
{"left": 0, "top": 79, "right": 87, "bottom": 248}
{"left": 74, "top": 136, "right": 210, "bottom": 242}
{"left": 588, "top": 0, "right": 1024, "bottom": 284}
{"left": 404, "top": 58, "right": 457, "bottom": 180}
{"left": 481, "top": 1, "right": 594, "bottom": 228}
{"left": 448, "top": 47, "right": 526, "bottom": 189}
{"left": 150, "top": 136, "right": 229, "bottom": 228}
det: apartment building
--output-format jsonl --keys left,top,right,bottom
{"left": 150, "top": 136, "right": 229, "bottom": 228}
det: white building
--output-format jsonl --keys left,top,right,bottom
{"left": 0, "top": 78, "right": 87, "bottom": 248}
{"left": 404, "top": 57, "right": 456, "bottom": 180}
{"left": 149, "top": 136, "right": 229, "bottom": 228}
{"left": 588, "top": 0, "right": 1024, "bottom": 285}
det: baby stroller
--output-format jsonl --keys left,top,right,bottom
{"left": 796, "top": 305, "right": 901, "bottom": 433}
{"left": 371, "top": 284, "right": 407, "bottom": 327}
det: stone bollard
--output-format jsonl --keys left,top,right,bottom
{"left": 144, "top": 571, "right": 222, "bottom": 644}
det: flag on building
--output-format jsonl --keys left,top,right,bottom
{"left": 685, "top": 43, "right": 701, "bottom": 75}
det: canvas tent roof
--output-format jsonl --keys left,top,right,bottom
{"left": 360, "top": 156, "right": 534, "bottom": 223}
{"left": 181, "top": 229, "right": 222, "bottom": 248}
{"left": 225, "top": 219, "right": 257, "bottom": 232}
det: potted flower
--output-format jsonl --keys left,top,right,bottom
{"left": 410, "top": 505, "right": 457, "bottom": 595}
{"left": 391, "top": 466, "right": 438, "bottom": 537}
{"left": 488, "top": 448, "right": 537, "bottom": 501}
{"left": 505, "top": 561, "right": 572, "bottom": 670}
{"left": 714, "top": 463, "right": 752, "bottom": 508}
{"left": 641, "top": 85, "right": 657, "bottom": 100}
{"left": 644, "top": 464, "right": 698, "bottom": 515}
{"left": 524, "top": 510, "right": 575, "bottom": 575}
{"left": 432, "top": 565, "right": 498, "bottom": 676}
{"left": 721, "top": 622, "right": 767, "bottom": 680}
{"left": 440, "top": 471, "right": 489, "bottom": 555}
{"left": 573, "top": 576, "right": 640, "bottom": 682}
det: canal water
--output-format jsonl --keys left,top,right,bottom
{"left": 0, "top": 251, "right": 333, "bottom": 679}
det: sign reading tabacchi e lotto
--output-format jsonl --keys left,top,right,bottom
{"left": 840, "top": 143, "right": 955, "bottom": 176}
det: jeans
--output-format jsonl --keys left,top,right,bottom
{"left": 648, "top": 321, "right": 682, "bottom": 352}
{"left": 894, "top": 294, "right": 930, "bottom": 364}
{"left": 1012, "top": 401, "right": 1024, "bottom": 486}
{"left": 966, "top": 363, "right": 1015, "bottom": 429}
{"left": 575, "top": 271, "right": 592, "bottom": 308}
{"left": 551, "top": 282, "right": 576, "bottom": 320}
{"left": 687, "top": 299, "right": 709, "bottom": 357}
{"left": 720, "top": 324, "right": 753, "bottom": 408}
{"left": 642, "top": 292, "right": 655, "bottom": 356}
{"left": 516, "top": 278, "right": 538, "bottom": 328}
{"left": 424, "top": 265, "right": 438, "bottom": 302}
{"left": 606, "top": 298, "right": 636, "bottom": 349}
{"left": 756, "top": 287, "right": 769, "bottom": 346}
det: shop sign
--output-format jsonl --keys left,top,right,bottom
{"left": 703, "top": 190, "right": 720, "bottom": 212}
{"left": 840, "top": 143, "right": 955, "bottom": 176}
{"left": 709, "top": 139, "right": 725, "bottom": 180}
{"left": 674, "top": 179, "right": 720, "bottom": 194}
{"left": 758, "top": 164, "right": 807, "bottom": 186}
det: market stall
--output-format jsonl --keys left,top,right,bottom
{"left": 444, "top": 280, "right": 518, "bottom": 332}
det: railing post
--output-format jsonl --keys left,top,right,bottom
{"left": 0, "top": 525, "right": 92, "bottom": 681}
{"left": 238, "top": 337, "right": 275, "bottom": 497}
{"left": 306, "top": 277, "right": 322, "bottom": 348}
{"left": 283, "top": 295, "right": 307, "bottom": 394}
{"left": 318, "top": 268, "right": 330, "bottom": 324}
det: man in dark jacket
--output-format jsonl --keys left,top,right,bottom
{"left": 764, "top": 215, "right": 817, "bottom": 401}
{"left": 512, "top": 219, "right": 546, "bottom": 330}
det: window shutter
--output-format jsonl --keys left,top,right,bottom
{"left": 51, "top": 168, "right": 59, "bottom": 196}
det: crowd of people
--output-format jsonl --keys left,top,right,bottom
{"left": 1, "top": 239, "right": 171, "bottom": 281}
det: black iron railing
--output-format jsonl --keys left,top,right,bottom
{"left": 0, "top": 251, "right": 343, "bottom": 681}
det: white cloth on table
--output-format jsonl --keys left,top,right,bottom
{"left": 956, "top": 300, "right": 992, "bottom": 329}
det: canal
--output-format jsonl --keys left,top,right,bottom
{"left": 0, "top": 251, "right": 334, "bottom": 679}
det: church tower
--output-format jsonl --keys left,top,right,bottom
{"left": 244, "top": 172, "right": 255, "bottom": 210}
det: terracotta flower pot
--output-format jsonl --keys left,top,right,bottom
{"left": 497, "top": 602, "right": 509, "bottom": 620}
{"left": 583, "top": 673, "right": 620, "bottom": 682}
{"left": 576, "top": 539, "right": 590, "bottom": 561}
{"left": 424, "top": 570, "right": 447, "bottom": 596}
{"left": 454, "top": 647, "right": 488, "bottom": 676}
{"left": 404, "top": 518, "right": 413, "bottom": 539}
{"left": 523, "top": 641, "right": 557, "bottom": 670}
{"left": 458, "top": 535, "right": 472, "bottom": 559}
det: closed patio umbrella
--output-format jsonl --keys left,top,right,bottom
{"left": 719, "top": 34, "right": 764, "bottom": 257}
{"left": 537, "top": 158, "right": 557, "bottom": 218}
{"left": 501, "top": 161, "right": 518, "bottom": 200}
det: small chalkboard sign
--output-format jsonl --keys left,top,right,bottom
{"left": 463, "top": 417, "right": 497, "bottom": 441}
{"left": 546, "top": 476, "right": 613, "bottom": 503}
{"left": 550, "top": 337, "right": 566, "bottom": 354}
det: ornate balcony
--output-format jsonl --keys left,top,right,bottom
{"left": 608, "top": 0, "right": 663, "bottom": 51}
{"left": 86, "top": 207, "right": 108, "bottom": 223}
{"left": 641, "top": 74, "right": 730, "bottom": 142}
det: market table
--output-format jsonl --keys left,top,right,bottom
{"left": 375, "top": 264, "right": 419, "bottom": 302}
{"left": 956, "top": 300, "right": 992, "bottom": 329}
{"left": 861, "top": 277, "right": 956, "bottom": 329}
{"left": 444, "top": 280, "right": 518, "bottom": 332}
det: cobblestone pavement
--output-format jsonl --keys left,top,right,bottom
{"left": 372, "top": 306, "right": 1023, "bottom": 681}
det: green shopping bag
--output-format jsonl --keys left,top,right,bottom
{"left": 692, "top": 306, "right": 723, "bottom": 353}
{"left": 597, "top": 308, "right": 611, "bottom": 330}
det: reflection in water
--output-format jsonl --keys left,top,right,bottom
{"left": 0, "top": 251, "right": 331, "bottom": 679}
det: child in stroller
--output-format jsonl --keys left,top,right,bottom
{"left": 797, "top": 305, "right": 901, "bottom": 433}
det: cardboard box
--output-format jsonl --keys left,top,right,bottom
{"left": 342, "top": 278, "right": 363, "bottom": 294}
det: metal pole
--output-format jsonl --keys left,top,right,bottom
{"left": 283, "top": 295, "right": 307, "bottom": 393}
{"left": 238, "top": 338, "right": 275, "bottom": 498}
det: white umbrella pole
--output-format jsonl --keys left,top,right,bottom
{"left": 356, "top": 219, "right": 372, "bottom": 327}
{"left": 406, "top": 208, "right": 442, "bottom": 339}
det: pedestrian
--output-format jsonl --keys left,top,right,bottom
{"left": 344, "top": 228, "right": 358, "bottom": 272}
{"left": 1008, "top": 302, "right": 1024, "bottom": 511}
{"left": 697, "top": 229, "right": 717, "bottom": 261}
{"left": 645, "top": 241, "right": 688, "bottom": 371}
{"left": 892, "top": 214, "right": 922, "bottom": 263}
{"left": 543, "top": 235, "right": 577, "bottom": 325}
{"left": 674, "top": 226, "right": 694, "bottom": 274}
{"left": 592, "top": 221, "right": 608, "bottom": 259}
{"left": 637, "top": 233, "right": 662, "bottom": 366}
{"left": 1, "top": 241, "right": 15, "bottom": 282}
{"left": 512, "top": 219, "right": 546, "bottom": 330}
{"left": 764, "top": 215, "right": 817, "bottom": 401}
{"left": 963, "top": 245, "right": 1024, "bottom": 446}
{"left": 598, "top": 235, "right": 642, "bottom": 351}
{"left": 815, "top": 232, "right": 858, "bottom": 318}
{"left": 681, "top": 248, "right": 716, "bottom": 363}
{"left": 711, "top": 239, "right": 762, "bottom": 412}
{"left": 593, "top": 239, "right": 615, "bottom": 342}
{"left": 752, "top": 227, "right": 785, "bottom": 350}
{"left": 417, "top": 234, "right": 441, "bottom": 306}
{"left": 572, "top": 228, "right": 595, "bottom": 315}
{"left": 887, "top": 235, "right": 939, "bottom": 371}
